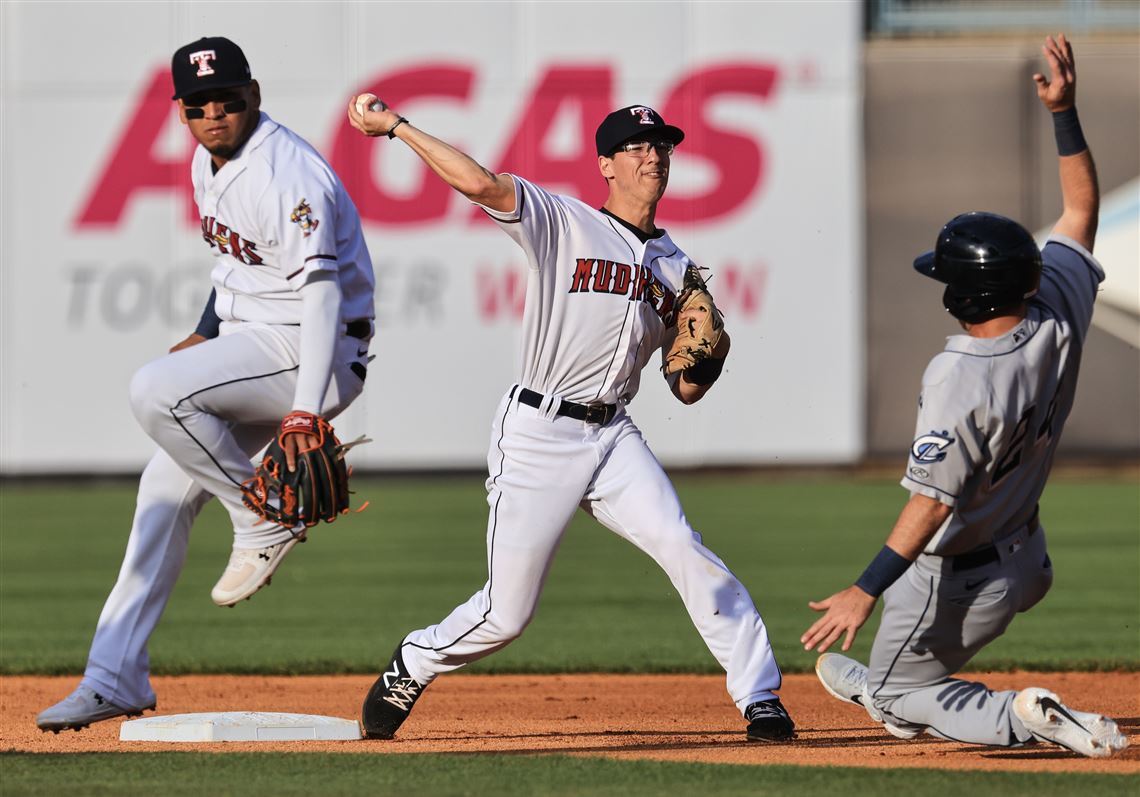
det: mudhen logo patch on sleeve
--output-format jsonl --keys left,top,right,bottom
{"left": 290, "top": 199, "right": 320, "bottom": 237}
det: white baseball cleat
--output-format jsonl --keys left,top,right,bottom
{"left": 36, "top": 686, "right": 154, "bottom": 732}
{"left": 815, "top": 653, "right": 921, "bottom": 740}
{"left": 1012, "top": 687, "right": 1129, "bottom": 758}
{"left": 211, "top": 535, "right": 304, "bottom": 607}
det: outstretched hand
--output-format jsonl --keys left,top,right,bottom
{"left": 1033, "top": 34, "right": 1076, "bottom": 112}
{"left": 348, "top": 93, "right": 399, "bottom": 137}
{"left": 801, "top": 585, "right": 877, "bottom": 653}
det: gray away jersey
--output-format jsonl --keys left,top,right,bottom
{"left": 901, "top": 235, "right": 1105, "bottom": 555}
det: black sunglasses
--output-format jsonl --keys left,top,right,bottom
{"left": 183, "top": 93, "right": 248, "bottom": 119}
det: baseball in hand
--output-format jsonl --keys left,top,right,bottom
{"left": 356, "top": 95, "right": 386, "bottom": 116}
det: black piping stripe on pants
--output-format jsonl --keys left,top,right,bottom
{"left": 406, "top": 391, "right": 515, "bottom": 655}
{"left": 871, "top": 574, "right": 936, "bottom": 701}
{"left": 167, "top": 365, "right": 300, "bottom": 489}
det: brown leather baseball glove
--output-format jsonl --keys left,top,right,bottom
{"left": 663, "top": 265, "right": 724, "bottom": 375}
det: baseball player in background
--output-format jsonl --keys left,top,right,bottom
{"left": 346, "top": 98, "right": 794, "bottom": 742}
{"left": 37, "top": 36, "right": 375, "bottom": 732}
{"left": 803, "top": 35, "right": 1128, "bottom": 759}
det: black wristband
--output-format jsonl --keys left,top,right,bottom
{"left": 386, "top": 117, "right": 409, "bottom": 139}
{"left": 194, "top": 288, "right": 221, "bottom": 339}
{"left": 1052, "top": 108, "right": 1087, "bottom": 156}
{"left": 681, "top": 357, "right": 725, "bottom": 386}
{"left": 854, "top": 545, "right": 911, "bottom": 598}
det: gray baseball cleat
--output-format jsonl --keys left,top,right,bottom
{"left": 744, "top": 698, "right": 795, "bottom": 742}
{"left": 36, "top": 686, "right": 154, "bottom": 733}
{"left": 815, "top": 653, "right": 920, "bottom": 740}
{"left": 211, "top": 535, "right": 304, "bottom": 606}
{"left": 1013, "top": 687, "right": 1129, "bottom": 758}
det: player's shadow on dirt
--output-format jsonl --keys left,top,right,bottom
{"left": 793, "top": 733, "right": 925, "bottom": 749}
{"left": 413, "top": 727, "right": 923, "bottom": 754}
{"left": 972, "top": 748, "right": 1097, "bottom": 760}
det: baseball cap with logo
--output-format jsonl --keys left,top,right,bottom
{"left": 595, "top": 105, "right": 685, "bottom": 156}
{"left": 170, "top": 36, "right": 252, "bottom": 100}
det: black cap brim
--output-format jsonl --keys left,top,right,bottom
{"left": 172, "top": 77, "right": 252, "bottom": 101}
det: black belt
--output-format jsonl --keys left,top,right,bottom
{"left": 511, "top": 386, "right": 618, "bottom": 426}
{"left": 346, "top": 319, "right": 372, "bottom": 340}
{"left": 950, "top": 508, "right": 1040, "bottom": 572}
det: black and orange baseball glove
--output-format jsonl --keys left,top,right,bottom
{"left": 241, "top": 412, "right": 367, "bottom": 528}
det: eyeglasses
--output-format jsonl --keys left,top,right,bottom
{"left": 615, "top": 140, "right": 674, "bottom": 157}
{"left": 182, "top": 91, "right": 248, "bottom": 119}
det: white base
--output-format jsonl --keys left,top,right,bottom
{"left": 119, "top": 712, "right": 362, "bottom": 742}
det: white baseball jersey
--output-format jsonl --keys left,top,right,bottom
{"left": 901, "top": 235, "right": 1104, "bottom": 554}
{"left": 479, "top": 175, "right": 690, "bottom": 405}
{"left": 193, "top": 112, "right": 375, "bottom": 324}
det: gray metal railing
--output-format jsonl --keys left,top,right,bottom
{"left": 868, "top": 0, "right": 1140, "bottom": 35}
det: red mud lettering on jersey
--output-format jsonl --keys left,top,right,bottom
{"left": 200, "top": 216, "right": 263, "bottom": 265}
{"left": 568, "top": 258, "right": 675, "bottom": 319}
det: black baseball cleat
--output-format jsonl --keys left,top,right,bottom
{"left": 361, "top": 644, "right": 427, "bottom": 739}
{"left": 745, "top": 697, "right": 795, "bottom": 742}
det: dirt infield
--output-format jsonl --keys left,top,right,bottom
{"left": 4, "top": 673, "right": 1137, "bottom": 773}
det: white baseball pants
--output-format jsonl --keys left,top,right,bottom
{"left": 80, "top": 322, "right": 366, "bottom": 709}
{"left": 865, "top": 523, "right": 1052, "bottom": 745}
{"left": 402, "top": 387, "right": 784, "bottom": 714}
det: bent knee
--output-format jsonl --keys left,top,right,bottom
{"left": 128, "top": 360, "right": 181, "bottom": 427}
{"left": 484, "top": 608, "right": 534, "bottom": 641}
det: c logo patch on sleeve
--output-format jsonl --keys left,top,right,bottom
{"left": 911, "top": 431, "right": 955, "bottom": 463}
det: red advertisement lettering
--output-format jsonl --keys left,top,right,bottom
{"left": 329, "top": 65, "right": 474, "bottom": 226}
{"left": 485, "top": 66, "right": 613, "bottom": 210}
{"left": 658, "top": 64, "right": 778, "bottom": 223}
{"left": 716, "top": 262, "right": 767, "bottom": 319}
{"left": 476, "top": 264, "right": 526, "bottom": 321}
{"left": 74, "top": 68, "right": 196, "bottom": 228}
{"left": 74, "top": 62, "right": 778, "bottom": 231}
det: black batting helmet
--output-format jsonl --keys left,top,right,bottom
{"left": 913, "top": 212, "right": 1043, "bottom": 323}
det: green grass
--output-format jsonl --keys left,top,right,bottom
{"left": 1, "top": 474, "right": 1137, "bottom": 675}
{"left": 1, "top": 753, "right": 1136, "bottom": 797}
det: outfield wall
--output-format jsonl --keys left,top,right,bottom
{"left": 0, "top": 0, "right": 864, "bottom": 473}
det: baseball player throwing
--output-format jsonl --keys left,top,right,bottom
{"left": 37, "top": 36, "right": 375, "bottom": 732}
{"left": 803, "top": 35, "right": 1128, "bottom": 758}
{"left": 346, "top": 99, "right": 793, "bottom": 742}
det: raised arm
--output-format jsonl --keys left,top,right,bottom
{"left": 348, "top": 95, "right": 516, "bottom": 213}
{"left": 1033, "top": 34, "right": 1099, "bottom": 252}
